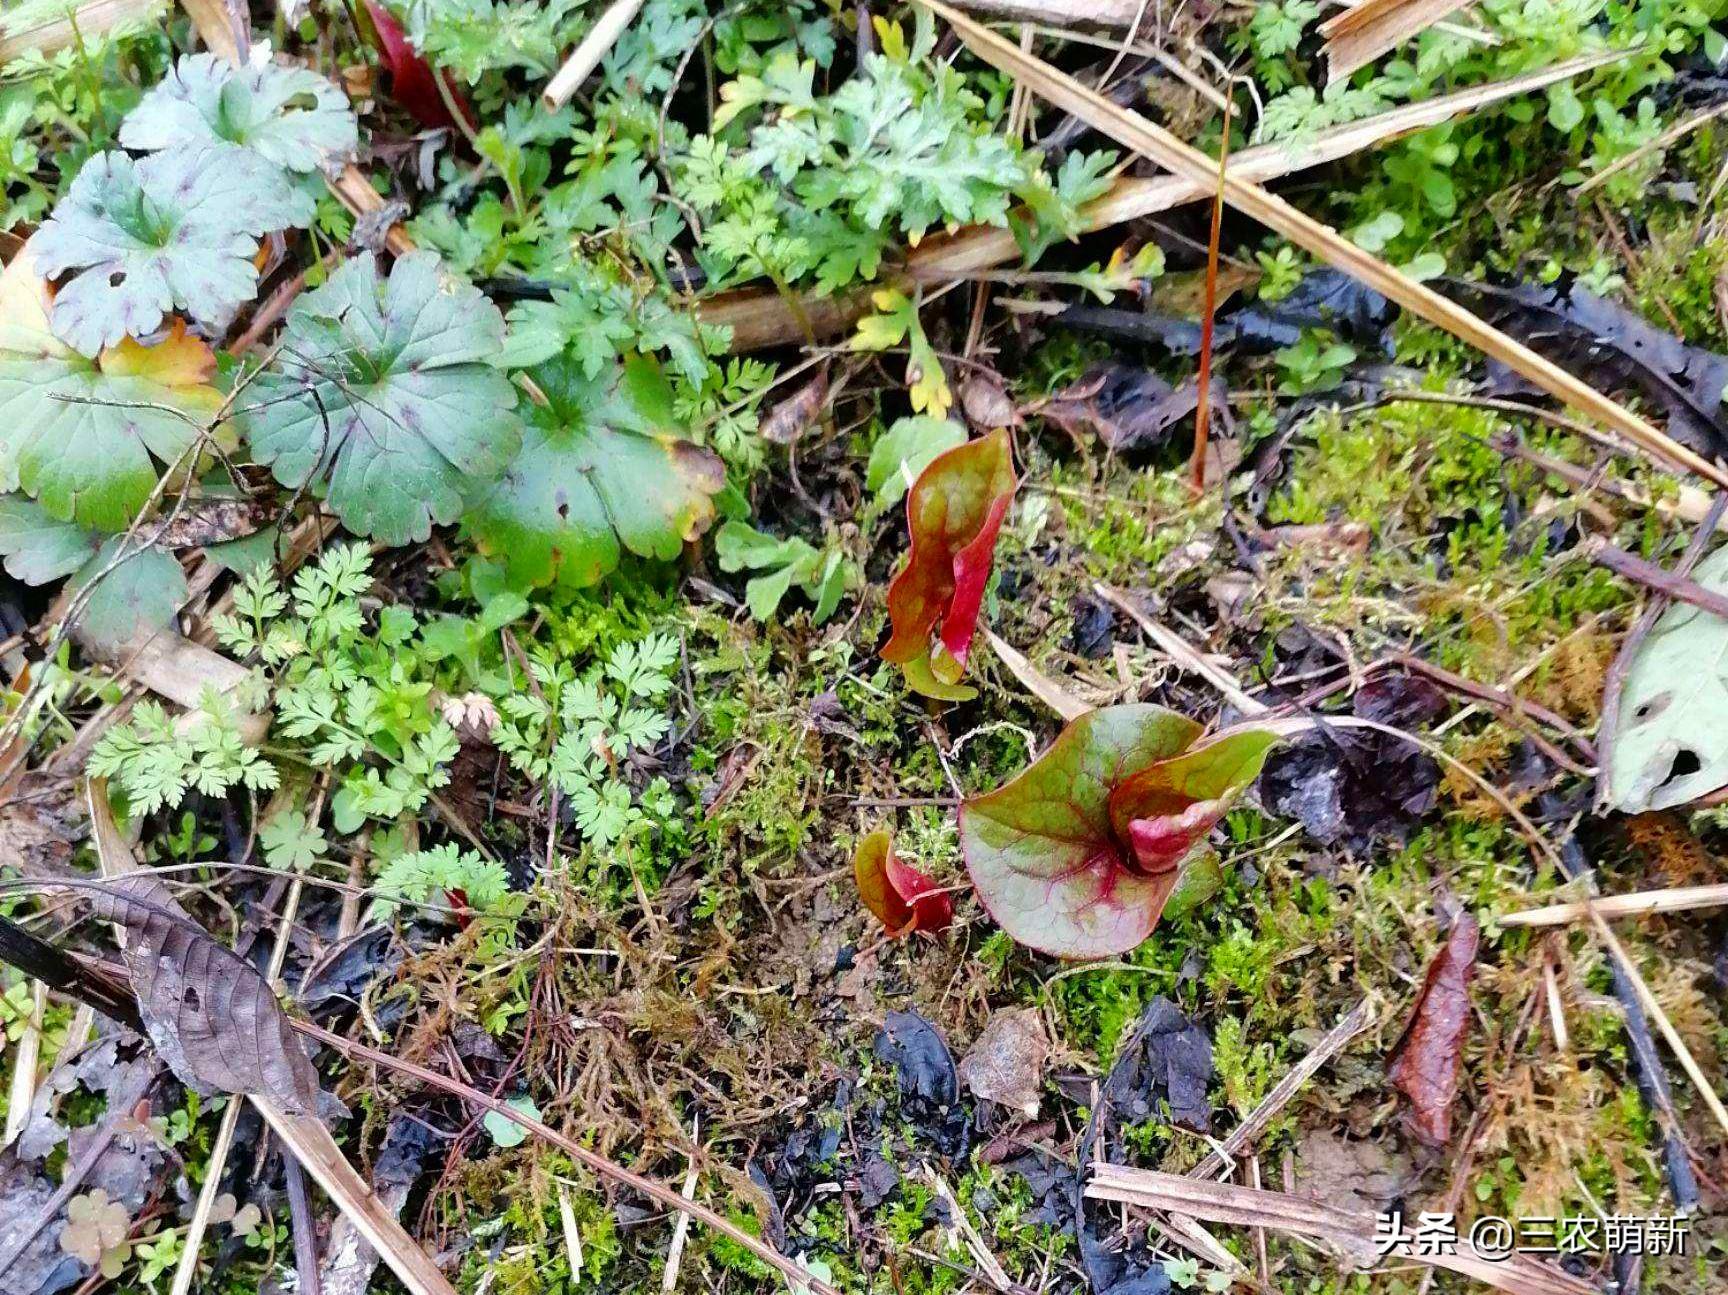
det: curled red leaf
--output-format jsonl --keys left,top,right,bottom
{"left": 960, "top": 707, "right": 1278, "bottom": 958}
{"left": 881, "top": 428, "right": 1017, "bottom": 691}
{"left": 1387, "top": 914, "right": 1480, "bottom": 1146}
{"left": 361, "top": 0, "right": 475, "bottom": 134}
{"left": 854, "top": 828, "right": 953, "bottom": 936}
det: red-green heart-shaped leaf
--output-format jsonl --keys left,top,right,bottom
{"left": 881, "top": 428, "right": 1017, "bottom": 692}
{"left": 1108, "top": 729, "right": 1282, "bottom": 873}
{"left": 854, "top": 828, "right": 953, "bottom": 936}
{"left": 960, "top": 706, "right": 1277, "bottom": 958}
{"left": 360, "top": 0, "right": 474, "bottom": 134}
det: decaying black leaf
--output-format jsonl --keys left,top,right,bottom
{"left": 90, "top": 874, "right": 320, "bottom": 1116}
{"left": 1259, "top": 671, "right": 1446, "bottom": 852}
{"left": 1042, "top": 363, "right": 1228, "bottom": 453}
{"left": 1101, "top": 996, "right": 1213, "bottom": 1133}
{"left": 1231, "top": 269, "right": 1395, "bottom": 353}
{"left": 1445, "top": 274, "right": 1728, "bottom": 458}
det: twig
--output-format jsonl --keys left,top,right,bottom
{"left": 1088, "top": 1166, "right": 1599, "bottom": 1295}
{"left": 1539, "top": 805, "right": 1700, "bottom": 1212}
{"left": 1189, "top": 89, "right": 1233, "bottom": 490}
{"left": 285, "top": 1156, "right": 324, "bottom": 1295}
{"left": 660, "top": 1119, "right": 700, "bottom": 1294}
{"left": 542, "top": 0, "right": 647, "bottom": 111}
{"left": 1189, "top": 999, "right": 1372, "bottom": 1180}
{"left": 3, "top": 981, "right": 47, "bottom": 1144}
{"left": 922, "top": 1, "right": 1726, "bottom": 487}
{"left": 1579, "top": 535, "right": 1728, "bottom": 619}
{"left": 1092, "top": 583, "right": 1259, "bottom": 713}
{"left": 1500, "top": 882, "right": 1728, "bottom": 928}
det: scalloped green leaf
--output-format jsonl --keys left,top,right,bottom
{"left": 0, "top": 493, "right": 99, "bottom": 583}
{"left": 463, "top": 352, "right": 724, "bottom": 589}
{"left": 245, "top": 252, "right": 524, "bottom": 546}
{"left": 960, "top": 706, "right": 1277, "bottom": 958}
{"left": 71, "top": 537, "right": 189, "bottom": 652}
{"left": 0, "top": 248, "right": 229, "bottom": 531}
{"left": 32, "top": 145, "right": 313, "bottom": 354}
{"left": 121, "top": 53, "right": 358, "bottom": 174}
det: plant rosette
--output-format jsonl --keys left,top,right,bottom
{"left": 853, "top": 827, "right": 953, "bottom": 936}
{"left": 880, "top": 427, "right": 1017, "bottom": 700}
{"left": 960, "top": 705, "right": 1278, "bottom": 958}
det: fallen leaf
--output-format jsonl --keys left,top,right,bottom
{"left": 1102, "top": 996, "right": 1213, "bottom": 1133}
{"left": 960, "top": 706, "right": 1278, "bottom": 957}
{"left": 881, "top": 429, "right": 1018, "bottom": 693}
{"left": 759, "top": 368, "right": 829, "bottom": 445}
{"left": 1606, "top": 542, "right": 1728, "bottom": 811}
{"left": 872, "top": 1011, "right": 965, "bottom": 1151}
{"left": 1386, "top": 914, "right": 1480, "bottom": 1146}
{"left": 1041, "top": 364, "right": 1226, "bottom": 453}
{"left": 90, "top": 872, "right": 321, "bottom": 1116}
{"left": 1258, "top": 671, "right": 1446, "bottom": 851}
{"left": 957, "top": 1008, "right": 1047, "bottom": 1116}
{"left": 1448, "top": 274, "right": 1728, "bottom": 459}
{"left": 958, "top": 369, "right": 1019, "bottom": 430}
{"left": 853, "top": 828, "right": 953, "bottom": 936}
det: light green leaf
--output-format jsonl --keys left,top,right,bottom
{"left": 33, "top": 145, "right": 312, "bottom": 353}
{"left": 865, "top": 416, "right": 966, "bottom": 506}
{"left": 0, "top": 493, "right": 99, "bottom": 583}
{"left": 1607, "top": 543, "right": 1728, "bottom": 811}
{"left": 246, "top": 253, "right": 524, "bottom": 546}
{"left": 483, "top": 1095, "right": 541, "bottom": 1148}
{"left": 122, "top": 54, "right": 358, "bottom": 174}
{"left": 69, "top": 538, "right": 188, "bottom": 652}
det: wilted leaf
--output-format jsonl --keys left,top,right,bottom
{"left": 121, "top": 53, "right": 358, "bottom": 174}
{"left": 1447, "top": 274, "right": 1728, "bottom": 458}
{"left": 881, "top": 428, "right": 1017, "bottom": 692}
{"left": 32, "top": 145, "right": 311, "bottom": 353}
{"left": 852, "top": 828, "right": 953, "bottom": 936}
{"left": 873, "top": 1010, "right": 958, "bottom": 1113}
{"left": 465, "top": 352, "right": 723, "bottom": 588}
{"left": 1102, "top": 996, "right": 1213, "bottom": 1132}
{"left": 360, "top": 0, "right": 474, "bottom": 133}
{"left": 247, "top": 252, "right": 523, "bottom": 545}
{"left": 1606, "top": 543, "right": 1728, "bottom": 811}
{"left": 89, "top": 872, "right": 320, "bottom": 1116}
{"left": 759, "top": 367, "right": 829, "bottom": 445}
{"left": 1386, "top": 914, "right": 1479, "bottom": 1146}
{"left": 0, "top": 250, "right": 228, "bottom": 531}
{"left": 957, "top": 1007, "right": 1046, "bottom": 1115}
{"left": 1259, "top": 671, "right": 1445, "bottom": 851}
{"left": 1041, "top": 364, "right": 1221, "bottom": 453}
{"left": 960, "top": 706, "right": 1277, "bottom": 957}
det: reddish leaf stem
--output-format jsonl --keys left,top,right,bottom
{"left": 1188, "top": 91, "right": 1234, "bottom": 491}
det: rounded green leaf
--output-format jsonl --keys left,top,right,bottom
{"left": 0, "top": 493, "right": 99, "bottom": 583}
{"left": 246, "top": 253, "right": 524, "bottom": 546}
{"left": 69, "top": 539, "right": 188, "bottom": 653}
{"left": 463, "top": 353, "right": 723, "bottom": 589}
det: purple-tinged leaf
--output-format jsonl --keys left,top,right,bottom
{"left": 960, "top": 706, "right": 1276, "bottom": 958}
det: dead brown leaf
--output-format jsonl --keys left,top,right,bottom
{"left": 1386, "top": 913, "right": 1480, "bottom": 1145}
{"left": 957, "top": 1008, "right": 1048, "bottom": 1116}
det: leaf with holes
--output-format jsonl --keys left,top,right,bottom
{"left": 246, "top": 252, "right": 523, "bottom": 546}
{"left": 1606, "top": 543, "right": 1728, "bottom": 810}
{"left": 960, "top": 707, "right": 1277, "bottom": 958}
{"left": 88, "top": 872, "right": 319, "bottom": 1115}
{"left": 32, "top": 145, "right": 312, "bottom": 354}
{"left": 0, "top": 247, "right": 229, "bottom": 531}
{"left": 881, "top": 428, "right": 1016, "bottom": 695}
{"left": 463, "top": 351, "right": 723, "bottom": 589}
{"left": 121, "top": 53, "right": 359, "bottom": 174}
{"left": 854, "top": 828, "right": 953, "bottom": 936}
